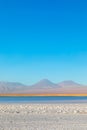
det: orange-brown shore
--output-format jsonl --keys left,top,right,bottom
{"left": 0, "top": 93, "right": 87, "bottom": 96}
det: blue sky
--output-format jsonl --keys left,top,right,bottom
{"left": 0, "top": 0, "right": 87, "bottom": 85}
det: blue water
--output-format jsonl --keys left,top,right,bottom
{"left": 0, "top": 96, "right": 87, "bottom": 103}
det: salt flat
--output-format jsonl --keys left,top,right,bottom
{"left": 0, "top": 104, "right": 87, "bottom": 130}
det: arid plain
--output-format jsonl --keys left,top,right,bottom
{"left": 0, "top": 103, "right": 87, "bottom": 130}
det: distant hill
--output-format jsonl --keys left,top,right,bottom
{"left": 0, "top": 79, "right": 87, "bottom": 94}
{"left": 0, "top": 82, "right": 26, "bottom": 93}
{"left": 58, "top": 80, "right": 83, "bottom": 88}
{"left": 30, "top": 79, "right": 59, "bottom": 88}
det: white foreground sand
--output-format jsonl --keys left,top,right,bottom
{"left": 0, "top": 103, "right": 87, "bottom": 130}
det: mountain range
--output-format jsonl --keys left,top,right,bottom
{"left": 0, "top": 79, "right": 87, "bottom": 94}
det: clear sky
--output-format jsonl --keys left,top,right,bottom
{"left": 0, "top": 0, "right": 87, "bottom": 85}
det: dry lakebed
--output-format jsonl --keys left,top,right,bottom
{"left": 0, "top": 103, "right": 87, "bottom": 130}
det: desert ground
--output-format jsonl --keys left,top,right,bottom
{"left": 0, "top": 103, "right": 87, "bottom": 130}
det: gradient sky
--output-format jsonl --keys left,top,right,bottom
{"left": 0, "top": 0, "right": 87, "bottom": 85}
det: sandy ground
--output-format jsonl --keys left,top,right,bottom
{"left": 0, "top": 103, "right": 87, "bottom": 130}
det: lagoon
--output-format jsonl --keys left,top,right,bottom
{"left": 0, "top": 96, "right": 87, "bottom": 103}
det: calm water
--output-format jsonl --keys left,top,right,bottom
{"left": 0, "top": 96, "right": 87, "bottom": 103}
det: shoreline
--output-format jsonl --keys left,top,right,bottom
{"left": 0, "top": 93, "right": 87, "bottom": 96}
